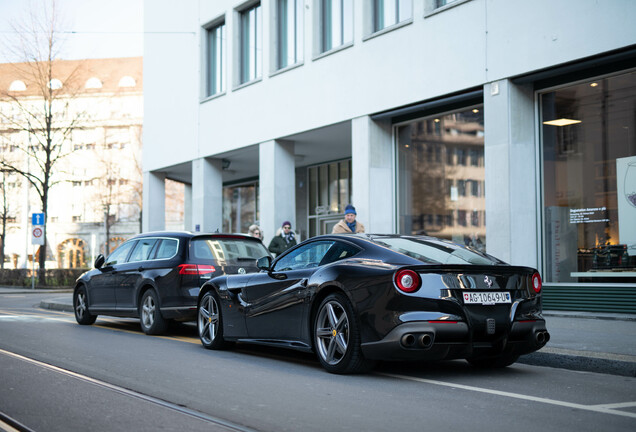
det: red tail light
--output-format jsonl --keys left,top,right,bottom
{"left": 531, "top": 272, "right": 542, "bottom": 293}
{"left": 394, "top": 269, "right": 421, "bottom": 293}
{"left": 178, "top": 264, "right": 215, "bottom": 275}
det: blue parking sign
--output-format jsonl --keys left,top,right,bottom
{"left": 32, "top": 213, "right": 45, "bottom": 226}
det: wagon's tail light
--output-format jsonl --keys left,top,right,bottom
{"left": 531, "top": 272, "right": 542, "bottom": 294}
{"left": 178, "top": 264, "right": 216, "bottom": 276}
{"left": 394, "top": 269, "right": 421, "bottom": 293}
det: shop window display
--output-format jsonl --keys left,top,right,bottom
{"left": 541, "top": 71, "right": 636, "bottom": 283}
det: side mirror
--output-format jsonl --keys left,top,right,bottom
{"left": 94, "top": 254, "right": 105, "bottom": 269}
{"left": 257, "top": 255, "right": 272, "bottom": 271}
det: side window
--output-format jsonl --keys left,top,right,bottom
{"left": 273, "top": 241, "right": 334, "bottom": 271}
{"left": 105, "top": 241, "right": 136, "bottom": 266}
{"left": 155, "top": 239, "right": 179, "bottom": 259}
{"left": 319, "top": 241, "right": 360, "bottom": 266}
{"left": 129, "top": 238, "right": 158, "bottom": 262}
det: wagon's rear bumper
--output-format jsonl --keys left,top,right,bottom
{"left": 360, "top": 320, "right": 549, "bottom": 361}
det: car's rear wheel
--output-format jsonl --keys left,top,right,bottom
{"left": 73, "top": 285, "right": 97, "bottom": 325}
{"left": 198, "top": 291, "right": 227, "bottom": 349}
{"left": 466, "top": 353, "right": 519, "bottom": 368}
{"left": 313, "top": 293, "right": 375, "bottom": 374}
{"left": 139, "top": 289, "right": 168, "bottom": 335}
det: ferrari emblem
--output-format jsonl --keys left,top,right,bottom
{"left": 484, "top": 276, "right": 493, "bottom": 288}
{"left": 332, "top": 329, "right": 337, "bottom": 337}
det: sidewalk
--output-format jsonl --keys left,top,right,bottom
{"left": 2, "top": 286, "right": 636, "bottom": 377}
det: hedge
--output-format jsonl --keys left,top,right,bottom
{"left": 0, "top": 268, "right": 87, "bottom": 288}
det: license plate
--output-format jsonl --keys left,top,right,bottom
{"left": 463, "top": 291, "right": 511, "bottom": 305}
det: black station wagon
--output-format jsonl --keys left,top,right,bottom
{"left": 73, "top": 231, "right": 269, "bottom": 335}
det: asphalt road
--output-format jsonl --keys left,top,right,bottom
{"left": 1, "top": 292, "right": 635, "bottom": 432}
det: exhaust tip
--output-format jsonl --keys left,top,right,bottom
{"left": 535, "top": 330, "right": 549, "bottom": 345}
{"left": 401, "top": 334, "right": 416, "bottom": 347}
{"left": 419, "top": 333, "right": 434, "bottom": 349}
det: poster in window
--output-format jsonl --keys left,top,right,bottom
{"left": 616, "top": 155, "right": 636, "bottom": 256}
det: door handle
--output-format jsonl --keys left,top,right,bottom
{"left": 138, "top": 267, "right": 144, "bottom": 272}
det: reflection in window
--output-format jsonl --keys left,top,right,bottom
{"left": 373, "top": 0, "right": 412, "bottom": 32}
{"left": 206, "top": 20, "right": 226, "bottom": 96}
{"left": 223, "top": 183, "right": 259, "bottom": 234}
{"left": 320, "top": 0, "right": 353, "bottom": 53}
{"left": 541, "top": 71, "right": 636, "bottom": 284}
{"left": 397, "top": 106, "right": 485, "bottom": 250}
{"left": 240, "top": 3, "right": 262, "bottom": 84}
{"left": 276, "top": 0, "right": 303, "bottom": 70}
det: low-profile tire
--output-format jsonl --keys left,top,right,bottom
{"left": 313, "top": 292, "right": 375, "bottom": 374}
{"left": 74, "top": 285, "right": 97, "bottom": 325}
{"left": 139, "top": 289, "right": 168, "bottom": 335}
{"left": 198, "top": 291, "right": 227, "bottom": 349}
{"left": 466, "top": 353, "right": 520, "bottom": 368}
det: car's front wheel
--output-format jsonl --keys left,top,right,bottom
{"left": 198, "top": 291, "right": 227, "bottom": 349}
{"left": 313, "top": 293, "right": 375, "bottom": 374}
{"left": 139, "top": 289, "right": 168, "bottom": 335}
{"left": 73, "top": 285, "right": 97, "bottom": 325}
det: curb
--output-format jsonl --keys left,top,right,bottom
{"left": 39, "top": 299, "right": 74, "bottom": 314}
{"left": 518, "top": 348, "right": 636, "bottom": 377}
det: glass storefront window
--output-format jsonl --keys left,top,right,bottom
{"left": 222, "top": 182, "right": 259, "bottom": 234}
{"left": 307, "top": 159, "right": 352, "bottom": 237}
{"left": 396, "top": 106, "right": 485, "bottom": 251}
{"left": 541, "top": 71, "right": 636, "bottom": 284}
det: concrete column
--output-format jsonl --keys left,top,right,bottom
{"left": 484, "top": 79, "right": 538, "bottom": 267}
{"left": 259, "top": 140, "right": 295, "bottom": 246}
{"left": 142, "top": 170, "right": 166, "bottom": 232}
{"left": 351, "top": 116, "right": 394, "bottom": 233}
{"left": 183, "top": 183, "right": 192, "bottom": 232}
{"left": 192, "top": 158, "right": 223, "bottom": 233}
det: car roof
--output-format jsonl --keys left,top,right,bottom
{"left": 129, "top": 231, "right": 262, "bottom": 242}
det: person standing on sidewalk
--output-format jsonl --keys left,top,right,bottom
{"left": 268, "top": 221, "right": 297, "bottom": 256}
{"left": 332, "top": 204, "right": 365, "bottom": 234}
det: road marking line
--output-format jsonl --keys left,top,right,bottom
{"left": 592, "top": 401, "right": 636, "bottom": 409}
{"left": 378, "top": 372, "right": 636, "bottom": 419}
{"left": 0, "top": 348, "right": 257, "bottom": 432}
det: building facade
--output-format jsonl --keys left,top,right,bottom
{"left": 0, "top": 57, "right": 146, "bottom": 269}
{"left": 143, "top": 0, "right": 636, "bottom": 313}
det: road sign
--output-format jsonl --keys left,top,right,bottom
{"left": 32, "top": 213, "right": 45, "bottom": 226}
{"left": 31, "top": 226, "right": 45, "bottom": 245}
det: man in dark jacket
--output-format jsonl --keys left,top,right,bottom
{"left": 268, "top": 221, "right": 297, "bottom": 256}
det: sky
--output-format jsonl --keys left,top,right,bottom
{"left": 0, "top": 0, "right": 143, "bottom": 63}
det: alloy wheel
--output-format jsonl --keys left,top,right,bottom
{"left": 141, "top": 294, "right": 156, "bottom": 328}
{"left": 198, "top": 294, "right": 219, "bottom": 345}
{"left": 315, "top": 300, "right": 350, "bottom": 365}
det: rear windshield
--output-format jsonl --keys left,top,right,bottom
{"left": 372, "top": 237, "right": 503, "bottom": 265}
{"left": 191, "top": 238, "right": 270, "bottom": 264}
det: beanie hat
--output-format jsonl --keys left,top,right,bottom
{"left": 344, "top": 204, "right": 356, "bottom": 215}
{"left": 282, "top": 221, "right": 291, "bottom": 227}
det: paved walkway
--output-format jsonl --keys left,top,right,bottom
{"left": 2, "top": 287, "right": 635, "bottom": 377}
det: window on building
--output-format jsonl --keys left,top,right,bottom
{"left": 397, "top": 106, "right": 485, "bottom": 250}
{"left": 276, "top": 0, "right": 303, "bottom": 70}
{"left": 372, "top": 0, "right": 412, "bottom": 33}
{"left": 320, "top": 0, "right": 353, "bottom": 53}
{"left": 308, "top": 159, "right": 352, "bottom": 237}
{"left": 222, "top": 182, "right": 259, "bottom": 234}
{"left": 239, "top": 3, "right": 262, "bottom": 84}
{"left": 541, "top": 70, "right": 636, "bottom": 284}
{"left": 206, "top": 20, "right": 226, "bottom": 96}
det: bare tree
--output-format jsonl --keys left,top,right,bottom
{"left": 0, "top": 0, "right": 85, "bottom": 283}
{"left": 0, "top": 170, "right": 12, "bottom": 269}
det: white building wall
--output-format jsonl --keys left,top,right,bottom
{"left": 144, "top": 0, "right": 636, "bottom": 174}
{"left": 144, "top": 0, "right": 636, "bottom": 261}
